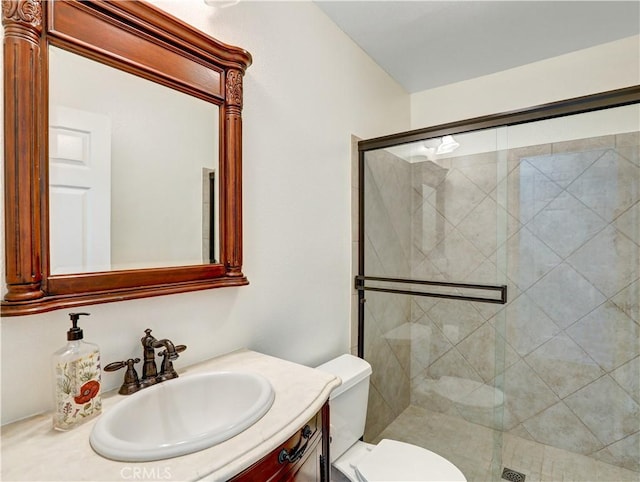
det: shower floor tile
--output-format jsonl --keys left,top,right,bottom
{"left": 368, "top": 405, "right": 639, "bottom": 482}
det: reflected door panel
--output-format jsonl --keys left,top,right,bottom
{"left": 49, "top": 106, "right": 111, "bottom": 274}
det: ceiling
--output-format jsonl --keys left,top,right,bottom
{"left": 315, "top": 1, "right": 640, "bottom": 93}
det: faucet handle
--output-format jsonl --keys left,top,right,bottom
{"left": 105, "top": 358, "right": 141, "bottom": 395}
{"left": 158, "top": 345, "right": 187, "bottom": 358}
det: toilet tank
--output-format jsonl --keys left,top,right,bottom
{"left": 316, "top": 354, "right": 372, "bottom": 462}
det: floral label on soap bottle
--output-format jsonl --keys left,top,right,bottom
{"left": 53, "top": 352, "right": 102, "bottom": 430}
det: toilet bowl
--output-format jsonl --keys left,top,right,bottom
{"left": 316, "top": 354, "right": 466, "bottom": 482}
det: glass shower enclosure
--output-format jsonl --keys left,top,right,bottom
{"left": 356, "top": 88, "right": 640, "bottom": 481}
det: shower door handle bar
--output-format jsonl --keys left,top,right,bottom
{"left": 354, "top": 275, "right": 507, "bottom": 304}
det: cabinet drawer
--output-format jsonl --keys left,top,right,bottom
{"left": 229, "top": 409, "right": 323, "bottom": 482}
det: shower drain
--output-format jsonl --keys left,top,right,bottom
{"left": 501, "top": 467, "right": 526, "bottom": 482}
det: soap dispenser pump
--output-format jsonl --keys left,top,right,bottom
{"left": 52, "top": 312, "right": 102, "bottom": 431}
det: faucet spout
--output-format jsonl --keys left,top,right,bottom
{"left": 153, "top": 339, "right": 179, "bottom": 360}
{"left": 156, "top": 344, "right": 187, "bottom": 382}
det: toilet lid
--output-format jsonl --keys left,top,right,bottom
{"left": 354, "top": 439, "right": 466, "bottom": 482}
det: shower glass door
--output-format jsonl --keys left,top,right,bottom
{"left": 358, "top": 93, "right": 640, "bottom": 482}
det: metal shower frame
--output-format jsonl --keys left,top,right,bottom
{"left": 356, "top": 85, "right": 640, "bottom": 357}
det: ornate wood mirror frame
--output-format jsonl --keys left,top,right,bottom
{"left": 2, "top": 0, "right": 251, "bottom": 316}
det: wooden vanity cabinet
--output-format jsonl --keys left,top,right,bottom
{"left": 229, "top": 402, "right": 330, "bottom": 482}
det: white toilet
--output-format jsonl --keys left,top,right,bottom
{"left": 316, "top": 354, "right": 467, "bottom": 482}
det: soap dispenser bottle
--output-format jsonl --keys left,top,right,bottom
{"left": 52, "top": 312, "right": 102, "bottom": 430}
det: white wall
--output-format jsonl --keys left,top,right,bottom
{"left": 0, "top": 0, "right": 410, "bottom": 424}
{"left": 411, "top": 35, "right": 640, "bottom": 129}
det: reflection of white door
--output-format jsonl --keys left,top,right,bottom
{"left": 49, "top": 106, "right": 111, "bottom": 275}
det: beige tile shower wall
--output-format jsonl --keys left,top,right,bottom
{"left": 410, "top": 133, "right": 640, "bottom": 472}
{"left": 362, "top": 149, "right": 413, "bottom": 441}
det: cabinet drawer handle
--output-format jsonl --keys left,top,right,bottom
{"left": 278, "top": 425, "right": 314, "bottom": 464}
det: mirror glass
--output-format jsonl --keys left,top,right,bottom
{"left": 48, "top": 46, "right": 219, "bottom": 275}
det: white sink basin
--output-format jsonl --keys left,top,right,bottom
{"left": 90, "top": 371, "right": 275, "bottom": 462}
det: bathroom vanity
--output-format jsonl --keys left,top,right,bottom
{"left": 230, "top": 404, "right": 328, "bottom": 481}
{"left": 0, "top": 350, "right": 340, "bottom": 481}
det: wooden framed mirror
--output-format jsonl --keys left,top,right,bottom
{"left": 2, "top": 0, "right": 251, "bottom": 316}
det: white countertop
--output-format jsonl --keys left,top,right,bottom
{"left": 1, "top": 349, "right": 341, "bottom": 481}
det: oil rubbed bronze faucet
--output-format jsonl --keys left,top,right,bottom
{"left": 105, "top": 329, "right": 187, "bottom": 395}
